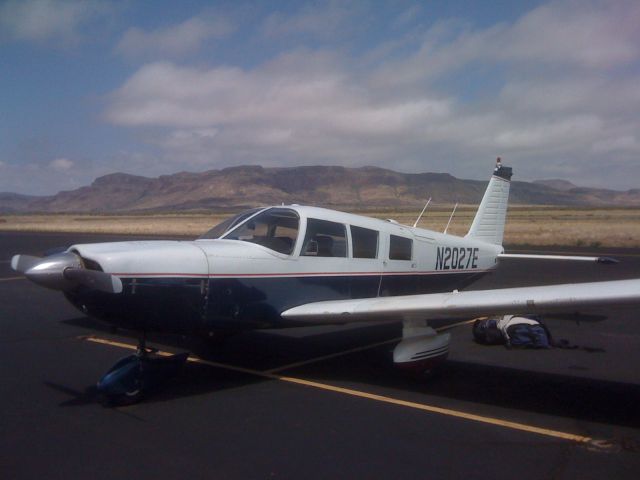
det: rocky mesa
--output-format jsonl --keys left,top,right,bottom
{"left": 2, "top": 165, "right": 639, "bottom": 213}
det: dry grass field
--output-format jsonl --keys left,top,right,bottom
{"left": 1, "top": 206, "right": 639, "bottom": 247}
{"left": 381, "top": 206, "right": 640, "bottom": 248}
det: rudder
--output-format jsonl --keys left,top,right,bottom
{"left": 466, "top": 159, "right": 512, "bottom": 246}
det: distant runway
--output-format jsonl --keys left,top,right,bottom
{"left": 1, "top": 232, "right": 640, "bottom": 479}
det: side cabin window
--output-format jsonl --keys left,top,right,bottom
{"left": 222, "top": 208, "right": 299, "bottom": 255}
{"left": 389, "top": 234, "right": 412, "bottom": 261}
{"left": 302, "top": 218, "right": 347, "bottom": 257}
{"left": 350, "top": 225, "right": 378, "bottom": 259}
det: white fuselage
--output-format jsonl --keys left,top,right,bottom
{"left": 64, "top": 206, "right": 502, "bottom": 333}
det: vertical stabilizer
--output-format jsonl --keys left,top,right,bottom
{"left": 465, "top": 159, "right": 513, "bottom": 245}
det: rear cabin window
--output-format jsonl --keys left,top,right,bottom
{"left": 302, "top": 218, "right": 347, "bottom": 257}
{"left": 389, "top": 235, "right": 412, "bottom": 260}
{"left": 350, "top": 225, "right": 378, "bottom": 259}
{"left": 222, "top": 208, "right": 299, "bottom": 255}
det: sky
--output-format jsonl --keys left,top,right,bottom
{"left": 1, "top": 0, "right": 639, "bottom": 195}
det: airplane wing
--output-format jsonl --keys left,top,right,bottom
{"left": 281, "top": 278, "right": 640, "bottom": 323}
{"left": 498, "top": 253, "right": 618, "bottom": 264}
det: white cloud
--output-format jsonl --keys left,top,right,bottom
{"left": 115, "top": 15, "right": 234, "bottom": 58}
{"left": 106, "top": 52, "right": 453, "bottom": 156}
{"left": 592, "top": 135, "right": 640, "bottom": 154}
{"left": 0, "top": 161, "right": 91, "bottom": 195}
{"left": 501, "top": 0, "right": 640, "bottom": 69}
{"left": 0, "top": 152, "right": 172, "bottom": 195}
{"left": 0, "top": 0, "right": 110, "bottom": 45}
{"left": 392, "top": 5, "right": 423, "bottom": 29}
{"left": 49, "top": 157, "right": 74, "bottom": 171}
{"left": 262, "top": 1, "right": 358, "bottom": 39}
{"left": 494, "top": 115, "right": 603, "bottom": 150}
{"left": 371, "top": 0, "right": 640, "bottom": 90}
{"left": 103, "top": 0, "right": 640, "bottom": 189}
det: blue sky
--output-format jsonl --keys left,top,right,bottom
{"left": 1, "top": 0, "right": 638, "bottom": 195}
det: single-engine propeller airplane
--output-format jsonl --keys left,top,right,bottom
{"left": 11, "top": 160, "right": 640, "bottom": 403}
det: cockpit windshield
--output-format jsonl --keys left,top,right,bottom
{"left": 199, "top": 208, "right": 264, "bottom": 240}
{"left": 222, "top": 207, "right": 299, "bottom": 255}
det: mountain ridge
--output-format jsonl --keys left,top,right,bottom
{"left": 2, "top": 165, "right": 639, "bottom": 213}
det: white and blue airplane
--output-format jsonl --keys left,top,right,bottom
{"left": 11, "top": 161, "right": 640, "bottom": 402}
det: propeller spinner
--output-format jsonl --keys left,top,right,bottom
{"left": 11, "top": 252, "right": 122, "bottom": 294}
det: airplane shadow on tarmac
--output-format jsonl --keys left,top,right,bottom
{"left": 52, "top": 316, "right": 640, "bottom": 431}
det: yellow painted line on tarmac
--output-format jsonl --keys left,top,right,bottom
{"left": 265, "top": 337, "right": 401, "bottom": 374}
{"left": 276, "top": 375, "right": 593, "bottom": 444}
{"left": 0, "top": 276, "right": 26, "bottom": 282}
{"left": 84, "top": 336, "right": 277, "bottom": 377}
{"left": 82, "top": 334, "right": 594, "bottom": 445}
{"left": 266, "top": 318, "right": 480, "bottom": 374}
{"left": 85, "top": 336, "right": 139, "bottom": 351}
{"left": 436, "top": 317, "right": 483, "bottom": 331}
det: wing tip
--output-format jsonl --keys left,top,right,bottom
{"left": 597, "top": 257, "right": 619, "bottom": 265}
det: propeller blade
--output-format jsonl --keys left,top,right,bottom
{"left": 11, "top": 254, "right": 43, "bottom": 274}
{"left": 64, "top": 268, "right": 123, "bottom": 294}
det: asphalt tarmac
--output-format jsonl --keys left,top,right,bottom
{"left": 1, "top": 231, "right": 640, "bottom": 479}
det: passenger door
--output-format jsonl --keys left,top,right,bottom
{"left": 381, "top": 231, "right": 418, "bottom": 296}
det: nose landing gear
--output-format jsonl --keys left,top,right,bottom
{"left": 97, "top": 334, "right": 188, "bottom": 405}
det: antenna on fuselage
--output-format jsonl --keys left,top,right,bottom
{"left": 443, "top": 202, "right": 458, "bottom": 234}
{"left": 412, "top": 197, "right": 432, "bottom": 228}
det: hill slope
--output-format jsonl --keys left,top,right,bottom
{"left": 2, "top": 165, "right": 639, "bottom": 213}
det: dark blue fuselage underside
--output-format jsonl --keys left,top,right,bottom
{"left": 65, "top": 272, "right": 488, "bottom": 334}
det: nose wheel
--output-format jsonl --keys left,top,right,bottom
{"left": 97, "top": 333, "right": 188, "bottom": 405}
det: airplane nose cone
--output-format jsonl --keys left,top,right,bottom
{"left": 22, "top": 252, "right": 83, "bottom": 290}
{"left": 12, "top": 251, "right": 123, "bottom": 294}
